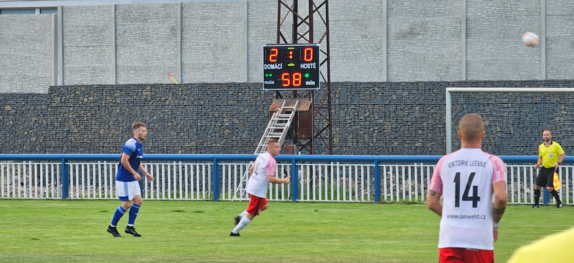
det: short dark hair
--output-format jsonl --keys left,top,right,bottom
{"left": 132, "top": 122, "right": 146, "bottom": 130}
{"left": 459, "top": 114, "right": 484, "bottom": 142}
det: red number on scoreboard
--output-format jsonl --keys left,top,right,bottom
{"left": 293, "top": 73, "right": 302, "bottom": 86}
{"left": 281, "top": 73, "right": 290, "bottom": 86}
{"left": 303, "top": 47, "right": 313, "bottom": 62}
{"left": 269, "top": 48, "right": 278, "bottom": 62}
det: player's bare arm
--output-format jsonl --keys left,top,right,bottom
{"left": 492, "top": 181, "right": 507, "bottom": 223}
{"left": 534, "top": 156, "right": 543, "bottom": 169}
{"left": 139, "top": 163, "right": 154, "bottom": 182}
{"left": 492, "top": 181, "right": 507, "bottom": 242}
{"left": 121, "top": 153, "right": 141, "bottom": 181}
{"left": 267, "top": 175, "right": 290, "bottom": 184}
{"left": 427, "top": 190, "right": 442, "bottom": 217}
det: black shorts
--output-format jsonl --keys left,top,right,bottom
{"left": 536, "top": 167, "right": 555, "bottom": 188}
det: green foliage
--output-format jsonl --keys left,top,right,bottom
{"left": 0, "top": 200, "right": 572, "bottom": 262}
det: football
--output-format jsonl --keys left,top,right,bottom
{"left": 522, "top": 32, "right": 539, "bottom": 47}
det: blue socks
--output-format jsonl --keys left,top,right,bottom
{"left": 128, "top": 204, "right": 140, "bottom": 226}
{"left": 110, "top": 204, "right": 141, "bottom": 227}
{"left": 110, "top": 206, "right": 127, "bottom": 227}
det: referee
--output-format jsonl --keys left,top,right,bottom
{"left": 533, "top": 129, "right": 565, "bottom": 208}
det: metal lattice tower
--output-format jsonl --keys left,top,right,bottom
{"left": 275, "top": 0, "right": 332, "bottom": 155}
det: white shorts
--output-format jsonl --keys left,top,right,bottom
{"left": 116, "top": 181, "right": 141, "bottom": 201}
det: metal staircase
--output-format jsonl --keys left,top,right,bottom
{"left": 232, "top": 100, "right": 298, "bottom": 200}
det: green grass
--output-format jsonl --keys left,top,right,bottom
{"left": 0, "top": 200, "right": 572, "bottom": 262}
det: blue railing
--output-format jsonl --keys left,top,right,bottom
{"left": 0, "top": 154, "right": 571, "bottom": 204}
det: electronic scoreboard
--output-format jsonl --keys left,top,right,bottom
{"left": 262, "top": 44, "right": 320, "bottom": 91}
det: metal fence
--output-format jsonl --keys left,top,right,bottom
{"left": 0, "top": 154, "right": 572, "bottom": 205}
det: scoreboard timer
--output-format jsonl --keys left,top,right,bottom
{"left": 263, "top": 44, "right": 320, "bottom": 91}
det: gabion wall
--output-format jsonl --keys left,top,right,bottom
{"left": 1, "top": 80, "right": 573, "bottom": 156}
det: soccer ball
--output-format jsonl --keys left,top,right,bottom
{"left": 522, "top": 32, "right": 539, "bottom": 47}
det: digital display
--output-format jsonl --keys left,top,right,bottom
{"left": 263, "top": 44, "right": 320, "bottom": 91}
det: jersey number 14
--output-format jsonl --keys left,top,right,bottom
{"left": 453, "top": 172, "right": 481, "bottom": 208}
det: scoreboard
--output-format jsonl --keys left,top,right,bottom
{"left": 263, "top": 44, "right": 320, "bottom": 91}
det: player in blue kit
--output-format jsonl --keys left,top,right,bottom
{"left": 107, "top": 122, "right": 154, "bottom": 237}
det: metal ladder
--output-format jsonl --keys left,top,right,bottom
{"left": 232, "top": 100, "right": 299, "bottom": 200}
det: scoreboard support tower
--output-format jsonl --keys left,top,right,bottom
{"left": 273, "top": 0, "right": 333, "bottom": 155}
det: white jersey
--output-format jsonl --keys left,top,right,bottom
{"left": 429, "top": 148, "right": 506, "bottom": 250}
{"left": 246, "top": 153, "right": 277, "bottom": 198}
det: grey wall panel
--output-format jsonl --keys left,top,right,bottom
{"left": 115, "top": 3, "right": 179, "bottom": 84}
{"left": 329, "top": 0, "right": 384, "bottom": 82}
{"left": 181, "top": 1, "right": 244, "bottom": 83}
{"left": 546, "top": 0, "right": 574, "bottom": 80}
{"left": 466, "top": 0, "right": 541, "bottom": 80}
{"left": 62, "top": 5, "right": 114, "bottom": 85}
{"left": 0, "top": 15, "right": 54, "bottom": 93}
{"left": 387, "top": 0, "right": 462, "bottom": 81}
{"left": 246, "top": 0, "right": 276, "bottom": 83}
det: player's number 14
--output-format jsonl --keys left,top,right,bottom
{"left": 453, "top": 172, "right": 481, "bottom": 208}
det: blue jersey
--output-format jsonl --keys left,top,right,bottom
{"left": 116, "top": 137, "right": 143, "bottom": 182}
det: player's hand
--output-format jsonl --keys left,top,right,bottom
{"left": 554, "top": 163, "right": 560, "bottom": 170}
{"left": 534, "top": 164, "right": 539, "bottom": 169}
{"left": 134, "top": 173, "right": 142, "bottom": 181}
{"left": 283, "top": 176, "right": 291, "bottom": 184}
{"left": 493, "top": 226, "right": 499, "bottom": 242}
{"left": 145, "top": 173, "right": 154, "bottom": 182}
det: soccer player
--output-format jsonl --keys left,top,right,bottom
{"left": 230, "top": 139, "right": 290, "bottom": 236}
{"left": 427, "top": 114, "right": 507, "bottom": 263}
{"left": 107, "top": 122, "right": 154, "bottom": 237}
{"left": 532, "top": 129, "right": 565, "bottom": 208}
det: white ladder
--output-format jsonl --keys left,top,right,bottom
{"left": 232, "top": 100, "right": 299, "bottom": 200}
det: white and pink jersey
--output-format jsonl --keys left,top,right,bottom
{"left": 429, "top": 148, "right": 506, "bottom": 250}
{"left": 246, "top": 152, "right": 277, "bottom": 198}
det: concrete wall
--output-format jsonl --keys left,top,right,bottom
{"left": 2, "top": 0, "right": 574, "bottom": 92}
{"left": 466, "top": 0, "right": 541, "bottom": 80}
{"left": 388, "top": 0, "right": 462, "bottom": 82}
{"left": 246, "top": 0, "right": 276, "bottom": 82}
{"left": 546, "top": 1, "right": 574, "bottom": 79}
{"left": 329, "top": 0, "right": 385, "bottom": 82}
{"left": 115, "top": 3, "right": 179, "bottom": 84}
{"left": 181, "top": 1, "right": 246, "bottom": 83}
{"left": 2, "top": 81, "right": 574, "bottom": 155}
{"left": 0, "top": 14, "right": 55, "bottom": 93}
{"left": 63, "top": 5, "right": 114, "bottom": 85}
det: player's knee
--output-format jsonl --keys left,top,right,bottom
{"left": 133, "top": 196, "right": 143, "bottom": 206}
{"left": 121, "top": 202, "right": 132, "bottom": 210}
{"left": 547, "top": 187, "right": 554, "bottom": 192}
{"left": 261, "top": 204, "right": 269, "bottom": 211}
{"left": 246, "top": 213, "right": 255, "bottom": 220}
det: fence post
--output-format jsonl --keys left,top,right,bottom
{"left": 213, "top": 158, "right": 219, "bottom": 201}
{"left": 61, "top": 158, "right": 68, "bottom": 200}
{"left": 291, "top": 158, "right": 298, "bottom": 202}
{"left": 543, "top": 187, "right": 549, "bottom": 206}
{"left": 374, "top": 160, "right": 381, "bottom": 203}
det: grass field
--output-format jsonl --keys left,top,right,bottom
{"left": 0, "top": 200, "right": 572, "bottom": 262}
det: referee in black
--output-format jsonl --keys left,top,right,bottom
{"left": 533, "top": 129, "right": 565, "bottom": 208}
